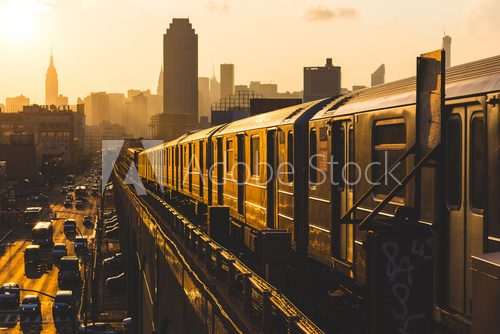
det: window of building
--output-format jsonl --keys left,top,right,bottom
{"left": 226, "top": 139, "right": 234, "bottom": 173}
{"left": 372, "top": 119, "right": 407, "bottom": 200}
{"left": 309, "top": 128, "right": 318, "bottom": 184}
{"left": 250, "top": 136, "right": 260, "bottom": 176}
{"left": 445, "top": 115, "right": 462, "bottom": 210}
{"left": 470, "top": 112, "right": 485, "bottom": 212}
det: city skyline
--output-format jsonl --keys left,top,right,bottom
{"left": 0, "top": 0, "right": 499, "bottom": 104}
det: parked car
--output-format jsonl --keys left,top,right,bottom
{"left": 83, "top": 215, "right": 94, "bottom": 226}
{"left": 24, "top": 245, "right": 41, "bottom": 265}
{"left": 122, "top": 317, "right": 132, "bottom": 331}
{"left": 19, "top": 295, "right": 41, "bottom": 318}
{"left": 52, "top": 290, "right": 75, "bottom": 318}
{"left": 63, "top": 219, "right": 76, "bottom": 235}
{"left": 63, "top": 197, "right": 72, "bottom": 208}
{"left": 78, "top": 323, "right": 120, "bottom": 333}
{"left": 74, "top": 236, "right": 88, "bottom": 255}
{"left": 0, "top": 283, "right": 20, "bottom": 309}
{"left": 105, "top": 227, "right": 120, "bottom": 239}
{"left": 105, "top": 273, "right": 125, "bottom": 290}
{"left": 75, "top": 199, "right": 84, "bottom": 209}
{"left": 52, "top": 243, "right": 68, "bottom": 261}
{"left": 102, "top": 253, "right": 123, "bottom": 275}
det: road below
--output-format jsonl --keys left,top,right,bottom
{"left": 0, "top": 184, "right": 97, "bottom": 333}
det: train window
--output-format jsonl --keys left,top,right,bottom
{"left": 250, "top": 136, "right": 260, "bottom": 177}
{"left": 309, "top": 128, "right": 318, "bottom": 185}
{"left": 373, "top": 119, "right": 406, "bottom": 200}
{"left": 445, "top": 115, "right": 462, "bottom": 210}
{"left": 287, "top": 131, "right": 294, "bottom": 182}
{"left": 470, "top": 113, "right": 485, "bottom": 212}
{"left": 226, "top": 139, "right": 234, "bottom": 174}
{"left": 199, "top": 141, "right": 204, "bottom": 173}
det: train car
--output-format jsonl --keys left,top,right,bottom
{"left": 212, "top": 100, "right": 333, "bottom": 252}
{"left": 308, "top": 55, "right": 500, "bottom": 316}
{"left": 176, "top": 125, "right": 226, "bottom": 209}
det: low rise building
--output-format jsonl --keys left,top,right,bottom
{"left": 85, "top": 122, "right": 131, "bottom": 154}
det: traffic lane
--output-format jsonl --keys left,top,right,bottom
{"left": 0, "top": 193, "right": 97, "bottom": 332}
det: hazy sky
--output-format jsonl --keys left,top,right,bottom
{"left": 0, "top": 0, "right": 499, "bottom": 104}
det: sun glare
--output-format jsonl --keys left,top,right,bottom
{"left": 0, "top": 0, "right": 50, "bottom": 41}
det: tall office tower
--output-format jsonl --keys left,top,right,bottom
{"left": 90, "top": 92, "right": 109, "bottom": 125}
{"left": 303, "top": 58, "right": 341, "bottom": 102}
{"left": 163, "top": 18, "right": 198, "bottom": 116}
{"left": 45, "top": 52, "right": 58, "bottom": 106}
{"left": 442, "top": 35, "right": 451, "bottom": 69}
{"left": 371, "top": 64, "right": 385, "bottom": 87}
{"left": 220, "top": 63, "right": 235, "bottom": 99}
{"left": 162, "top": 18, "right": 198, "bottom": 140}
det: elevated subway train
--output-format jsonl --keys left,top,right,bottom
{"left": 136, "top": 55, "right": 500, "bottom": 319}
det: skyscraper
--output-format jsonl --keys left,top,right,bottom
{"left": 371, "top": 64, "right": 385, "bottom": 87}
{"left": 303, "top": 58, "right": 341, "bottom": 102}
{"left": 210, "top": 75, "right": 220, "bottom": 103}
{"left": 163, "top": 18, "right": 198, "bottom": 117}
{"left": 220, "top": 64, "right": 235, "bottom": 99}
{"left": 162, "top": 18, "right": 198, "bottom": 140}
{"left": 45, "top": 52, "right": 58, "bottom": 106}
{"left": 442, "top": 35, "right": 451, "bottom": 69}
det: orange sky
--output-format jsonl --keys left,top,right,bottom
{"left": 0, "top": 0, "right": 499, "bottom": 105}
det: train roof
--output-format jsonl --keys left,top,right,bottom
{"left": 312, "top": 55, "right": 500, "bottom": 120}
{"left": 214, "top": 99, "right": 329, "bottom": 136}
{"left": 178, "top": 124, "right": 227, "bottom": 144}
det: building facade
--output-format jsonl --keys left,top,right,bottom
{"left": 84, "top": 122, "right": 131, "bottom": 154}
{"left": 371, "top": 64, "right": 385, "bottom": 87}
{"left": 220, "top": 63, "right": 235, "bottom": 99}
{"left": 162, "top": 18, "right": 198, "bottom": 141}
{"left": 443, "top": 35, "right": 451, "bottom": 69}
{"left": 303, "top": 58, "right": 341, "bottom": 102}
{"left": 0, "top": 105, "right": 85, "bottom": 163}
{"left": 5, "top": 95, "right": 30, "bottom": 113}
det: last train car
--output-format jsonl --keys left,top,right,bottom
{"left": 307, "top": 55, "right": 500, "bottom": 319}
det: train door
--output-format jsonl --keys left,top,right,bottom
{"left": 199, "top": 140, "right": 204, "bottom": 198}
{"left": 443, "top": 102, "right": 485, "bottom": 315}
{"left": 217, "top": 138, "right": 223, "bottom": 205}
{"left": 237, "top": 134, "right": 245, "bottom": 215}
{"left": 332, "top": 119, "right": 354, "bottom": 271}
{"left": 267, "top": 129, "right": 277, "bottom": 228}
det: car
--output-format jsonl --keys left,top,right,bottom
{"left": 102, "top": 253, "right": 123, "bottom": 275}
{"left": 52, "top": 290, "right": 75, "bottom": 318}
{"left": 105, "top": 227, "right": 120, "bottom": 239}
{"left": 60, "top": 186, "right": 68, "bottom": 194}
{"left": 105, "top": 272, "right": 125, "bottom": 290}
{"left": 74, "top": 236, "right": 88, "bottom": 255}
{"left": 67, "top": 185, "right": 75, "bottom": 192}
{"left": 63, "top": 219, "right": 76, "bottom": 235}
{"left": 19, "top": 295, "right": 41, "bottom": 318}
{"left": 75, "top": 199, "right": 84, "bottom": 209}
{"left": 24, "top": 245, "right": 41, "bottom": 264}
{"left": 105, "top": 221, "right": 119, "bottom": 230}
{"left": 83, "top": 215, "right": 94, "bottom": 226}
{"left": 38, "top": 193, "right": 49, "bottom": 203}
{"left": 63, "top": 198, "right": 73, "bottom": 207}
{"left": 52, "top": 243, "right": 68, "bottom": 261}
{"left": 122, "top": 317, "right": 132, "bottom": 331}
{"left": 0, "top": 283, "right": 20, "bottom": 309}
{"left": 78, "top": 322, "right": 120, "bottom": 333}
{"left": 58, "top": 256, "right": 81, "bottom": 288}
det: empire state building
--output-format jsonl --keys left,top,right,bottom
{"left": 45, "top": 52, "right": 58, "bottom": 106}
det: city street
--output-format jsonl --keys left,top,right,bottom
{"left": 0, "top": 183, "right": 97, "bottom": 333}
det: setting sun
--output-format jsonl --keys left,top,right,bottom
{"left": 0, "top": 0, "right": 50, "bottom": 40}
